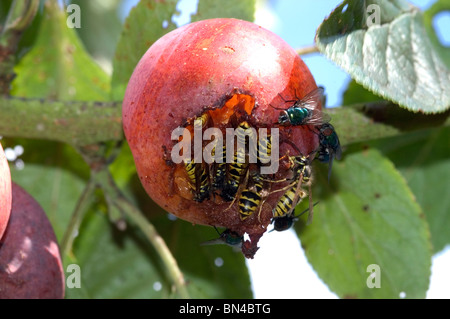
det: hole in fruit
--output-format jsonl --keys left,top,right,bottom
{"left": 174, "top": 93, "right": 256, "bottom": 201}
{"left": 174, "top": 166, "right": 194, "bottom": 200}
{"left": 208, "top": 93, "right": 255, "bottom": 127}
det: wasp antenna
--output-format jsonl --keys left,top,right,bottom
{"left": 295, "top": 201, "right": 319, "bottom": 218}
{"left": 306, "top": 184, "right": 316, "bottom": 225}
{"left": 282, "top": 139, "right": 301, "bottom": 154}
{"left": 213, "top": 226, "right": 221, "bottom": 236}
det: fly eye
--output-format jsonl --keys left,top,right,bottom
{"left": 323, "top": 128, "right": 333, "bottom": 136}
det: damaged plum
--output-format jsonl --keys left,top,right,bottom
{"left": 122, "top": 18, "right": 321, "bottom": 258}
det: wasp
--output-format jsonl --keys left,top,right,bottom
{"left": 316, "top": 123, "right": 342, "bottom": 182}
{"left": 271, "top": 155, "right": 313, "bottom": 223}
{"left": 184, "top": 159, "right": 210, "bottom": 202}
{"left": 238, "top": 174, "right": 264, "bottom": 221}
{"left": 221, "top": 149, "right": 247, "bottom": 201}
{"left": 257, "top": 134, "right": 272, "bottom": 165}
{"left": 222, "top": 121, "right": 254, "bottom": 202}
{"left": 272, "top": 87, "right": 330, "bottom": 126}
{"left": 271, "top": 202, "right": 319, "bottom": 232}
{"left": 272, "top": 183, "right": 305, "bottom": 219}
{"left": 211, "top": 144, "right": 227, "bottom": 192}
{"left": 201, "top": 227, "right": 243, "bottom": 248}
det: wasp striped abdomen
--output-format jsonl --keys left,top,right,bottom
{"left": 238, "top": 176, "right": 263, "bottom": 221}
{"left": 184, "top": 159, "right": 197, "bottom": 190}
{"left": 273, "top": 185, "right": 297, "bottom": 218}
{"left": 211, "top": 145, "right": 227, "bottom": 192}
{"left": 257, "top": 135, "right": 272, "bottom": 165}
{"left": 222, "top": 149, "right": 247, "bottom": 201}
{"left": 184, "top": 159, "right": 210, "bottom": 202}
{"left": 222, "top": 121, "right": 254, "bottom": 201}
{"left": 195, "top": 163, "right": 210, "bottom": 202}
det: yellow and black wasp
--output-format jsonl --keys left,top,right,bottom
{"left": 238, "top": 173, "right": 265, "bottom": 221}
{"left": 222, "top": 121, "right": 254, "bottom": 202}
{"left": 211, "top": 144, "right": 227, "bottom": 194}
{"left": 184, "top": 159, "right": 210, "bottom": 202}
{"left": 257, "top": 134, "right": 272, "bottom": 166}
{"left": 271, "top": 155, "right": 314, "bottom": 227}
{"left": 272, "top": 202, "right": 318, "bottom": 232}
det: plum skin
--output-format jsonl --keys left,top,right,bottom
{"left": 0, "top": 183, "right": 65, "bottom": 299}
{"left": 122, "top": 18, "right": 320, "bottom": 256}
{"left": 0, "top": 142, "right": 12, "bottom": 240}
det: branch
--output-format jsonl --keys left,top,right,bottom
{"left": 94, "top": 168, "right": 190, "bottom": 299}
{"left": 0, "top": 0, "right": 39, "bottom": 95}
{"left": 0, "top": 96, "right": 449, "bottom": 148}
{"left": 0, "top": 97, "right": 123, "bottom": 145}
{"left": 60, "top": 178, "right": 97, "bottom": 258}
{"left": 296, "top": 45, "right": 319, "bottom": 56}
{"left": 327, "top": 102, "right": 450, "bottom": 146}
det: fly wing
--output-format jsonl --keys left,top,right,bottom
{"left": 305, "top": 110, "right": 331, "bottom": 125}
{"left": 295, "top": 87, "right": 325, "bottom": 110}
{"left": 296, "top": 87, "right": 329, "bottom": 125}
{"left": 200, "top": 237, "right": 227, "bottom": 246}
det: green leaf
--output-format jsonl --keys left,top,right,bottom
{"left": 296, "top": 148, "right": 432, "bottom": 298}
{"left": 65, "top": 208, "right": 171, "bottom": 299}
{"left": 110, "top": 0, "right": 179, "bottom": 100}
{"left": 70, "top": 0, "right": 123, "bottom": 71}
{"left": 371, "top": 127, "right": 450, "bottom": 253}
{"left": 65, "top": 208, "right": 252, "bottom": 298}
{"left": 11, "top": 0, "right": 110, "bottom": 101}
{"left": 156, "top": 216, "right": 253, "bottom": 298}
{"left": 5, "top": 138, "right": 89, "bottom": 241}
{"left": 316, "top": 0, "right": 450, "bottom": 114}
{"left": 343, "top": 80, "right": 384, "bottom": 105}
{"left": 191, "top": 0, "right": 255, "bottom": 22}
